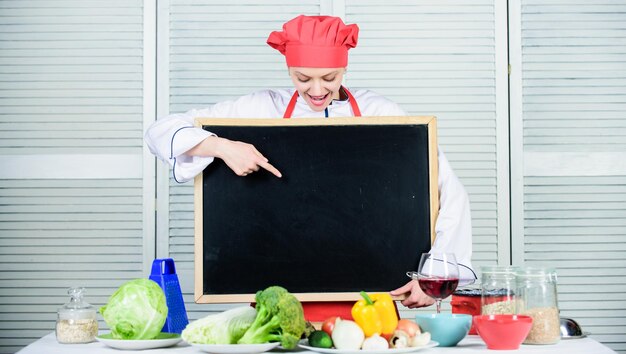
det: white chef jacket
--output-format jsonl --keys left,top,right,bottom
{"left": 145, "top": 88, "right": 476, "bottom": 281}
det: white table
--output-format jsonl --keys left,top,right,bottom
{"left": 17, "top": 333, "right": 617, "bottom": 354}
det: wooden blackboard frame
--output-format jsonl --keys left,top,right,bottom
{"left": 193, "top": 116, "right": 438, "bottom": 303}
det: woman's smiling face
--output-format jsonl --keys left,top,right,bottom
{"left": 288, "top": 67, "right": 346, "bottom": 112}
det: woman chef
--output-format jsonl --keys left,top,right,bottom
{"left": 145, "top": 15, "right": 476, "bottom": 309}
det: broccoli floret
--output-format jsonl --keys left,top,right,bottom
{"left": 302, "top": 321, "right": 316, "bottom": 339}
{"left": 237, "top": 286, "right": 306, "bottom": 349}
{"left": 255, "top": 286, "right": 288, "bottom": 311}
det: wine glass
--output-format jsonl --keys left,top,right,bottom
{"left": 410, "top": 252, "right": 460, "bottom": 313}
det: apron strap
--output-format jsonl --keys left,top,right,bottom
{"left": 283, "top": 90, "right": 300, "bottom": 119}
{"left": 283, "top": 86, "right": 362, "bottom": 118}
{"left": 344, "top": 87, "right": 362, "bottom": 117}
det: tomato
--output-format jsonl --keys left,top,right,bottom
{"left": 321, "top": 316, "right": 339, "bottom": 336}
{"left": 396, "top": 319, "right": 420, "bottom": 337}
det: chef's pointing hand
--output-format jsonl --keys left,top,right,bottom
{"left": 189, "top": 136, "right": 282, "bottom": 178}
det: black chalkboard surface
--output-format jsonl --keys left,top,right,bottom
{"left": 193, "top": 117, "right": 439, "bottom": 303}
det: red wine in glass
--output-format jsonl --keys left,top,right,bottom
{"left": 418, "top": 277, "right": 459, "bottom": 299}
{"left": 413, "top": 252, "right": 460, "bottom": 313}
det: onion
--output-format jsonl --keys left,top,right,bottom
{"left": 396, "top": 319, "right": 421, "bottom": 337}
{"left": 331, "top": 318, "right": 365, "bottom": 350}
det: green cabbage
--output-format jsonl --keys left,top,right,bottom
{"left": 100, "top": 279, "right": 168, "bottom": 340}
{"left": 182, "top": 306, "right": 257, "bottom": 344}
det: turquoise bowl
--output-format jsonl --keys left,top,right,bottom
{"left": 415, "top": 313, "right": 472, "bottom": 347}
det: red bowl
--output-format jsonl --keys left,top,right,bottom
{"left": 473, "top": 315, "right": 533, "bottom": 350}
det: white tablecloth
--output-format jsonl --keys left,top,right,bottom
{"left": 17, "top": 333, "right": 617, "bottom": 354}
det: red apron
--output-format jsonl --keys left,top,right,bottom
{"left": 283, "top": 86, "right": 362, "bottom": 118}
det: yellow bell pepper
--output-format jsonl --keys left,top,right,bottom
{"left": 351, "top": 291, "right": 399, "bottom": 337}
{"left": 370, "top": 292, "right": 399, "bottom": 337}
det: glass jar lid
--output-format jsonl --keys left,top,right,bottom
{"left": 480, "top": 265, "right": 520, "bottom": 274}
{"left": 58, "top": 287, "right": 96, "bottom": 320}
{"left": 480, "top": 266, "right": 520, "bottom": 282}
{"left": 516, "top": 267, "right": 558, "bottom": 282}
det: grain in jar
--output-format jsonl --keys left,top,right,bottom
{"left": 480, "top": 266, "right": 519, "bottom": 315}
{"left": 516, "top": 268, "right": 560, "bottom": 345}
{"left": 56, "top": 287, "right": 98, "bottom": 344}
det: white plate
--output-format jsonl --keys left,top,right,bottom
{"left": 298, "top": 341, "right": 439, "bottom": 354}
{"left": 191, "top": 342, "right": 281, "bottom": 354}
{"left": 95, "top": 332, "right": 182, "bottom": 350}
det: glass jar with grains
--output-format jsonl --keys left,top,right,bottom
{"left": 516, "top": 267, "right": 561, "bottom": 345}
{"left": 480, "top": 266, "right": 519, "bottom": 315}
{"left": 56, "top": 287, "right": 98, "bottom": 344}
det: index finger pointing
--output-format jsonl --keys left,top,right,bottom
{"left": 259, "top": 161, "right": 282, "bottom": 178}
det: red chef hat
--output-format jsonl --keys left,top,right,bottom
{"left": 267, "top": 15, "right": 359, "bottom": 68}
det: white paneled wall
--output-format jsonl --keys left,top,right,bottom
{"left": 511, "top": 0, "right": 626, "bottom": 352}
{"left": 0, "top": 1, "right": 147, "bottom": 353}
{"left": 1, "top": 0, "right": 625, "bottom": 352}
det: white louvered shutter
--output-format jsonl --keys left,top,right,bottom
{"left": 344, "top": 0, "right": 508, "bottom": 316}
{"left": 162, "top": 0, "right": 326, "bottom": 320}
{"left": 0, "top": 1, "right": 150, "bottom": 352}
{"left": 511, "top": 1, "right": 626, "bottom": 352}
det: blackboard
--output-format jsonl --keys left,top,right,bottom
{"left": 194, "top": 117, "right": 439, "bottom": 303}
